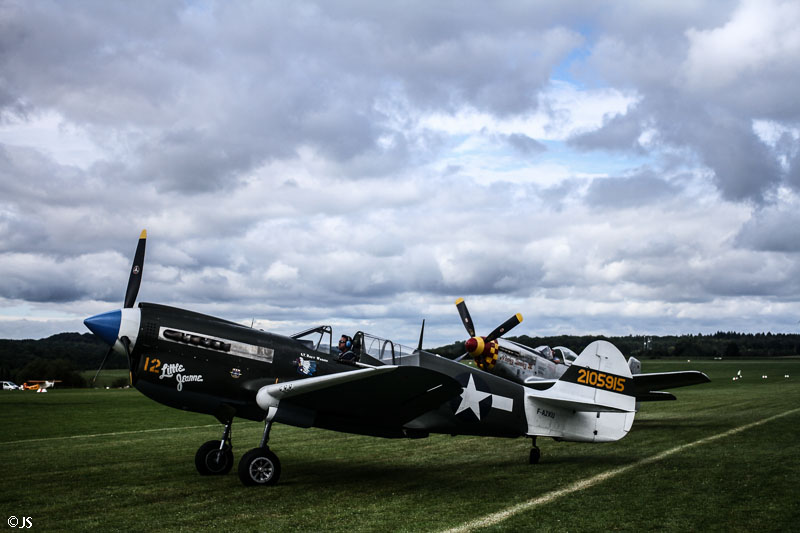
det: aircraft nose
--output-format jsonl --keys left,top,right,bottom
{"left": 84, "top": 310, "right": 122, "bottom": 347}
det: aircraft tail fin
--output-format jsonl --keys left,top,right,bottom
{"left": 552, "top": 340, "right": 636, "bottom": 412}
{"left": 525, "top": 340, "right": 636, "bottom": 442}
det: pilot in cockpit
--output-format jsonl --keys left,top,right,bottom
{"left": 539, "top": 345, "right": 554, "bottom": 361}
{"left": 337, "top": 335, "right": 358, "bottom": 364}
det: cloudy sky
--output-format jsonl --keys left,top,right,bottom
{"left": 1, "top": 0, "right": 799, "bottom": 348}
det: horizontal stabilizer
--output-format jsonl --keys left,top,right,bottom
{"left": 636, "top": 391, "right": 677, "bottom": 402}
{"left": 632, "top": 370, "right": 710, "bottom": 401}
{"left": 531, "top": 392, "right": 632, "bottom": 413}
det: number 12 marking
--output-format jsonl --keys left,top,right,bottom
{"left": 143, "top": 357, "right": 162, "bottom": 374}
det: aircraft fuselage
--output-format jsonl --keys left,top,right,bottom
{"left": 117, "top": 303, "right": 530, "bottom": 439}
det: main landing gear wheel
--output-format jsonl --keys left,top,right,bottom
{"left": 529, "top": 446, "right": 541, "bottom": 465}
{"left": 238, "top": 447, "right": 281, "bottom": 486}
{"left": 195, "top": 440, "right": 234, "bottom": 475}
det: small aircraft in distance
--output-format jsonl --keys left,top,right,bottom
{"left": 85, "top": 231, "right": 710, "bottom": 486}
{"left": 22, "top": 380, "right": 61, "bottom": 392}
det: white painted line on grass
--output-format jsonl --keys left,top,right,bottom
{"left": 441, "top": 407, "right": 800, "bottom": 533}
{"left": 0, "top": 424, "right": 220, "bottom": 446}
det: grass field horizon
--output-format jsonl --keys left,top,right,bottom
{"left": 2, "top": 358, "right": 799, "bottom": 532}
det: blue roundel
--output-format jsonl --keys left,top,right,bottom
{"left": 84, "top": 310, "right": 121, "bottom": 347}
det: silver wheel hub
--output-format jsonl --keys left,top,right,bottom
{"left": 250, "top": 457, "right": 274, "bottom": 483}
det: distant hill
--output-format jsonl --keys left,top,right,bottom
{"left": 0, "top": 332, "right": 124, "bottom": 386}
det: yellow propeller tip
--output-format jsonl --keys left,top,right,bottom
{"left": 516, "top": 313, "right": 523, "bottom": 322}
{"left": 455, "top": 297, "right": 464, "bottom": 305}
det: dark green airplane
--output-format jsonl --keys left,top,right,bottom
{"left": 85, "top": 231, "right": 710, "bottom": 486}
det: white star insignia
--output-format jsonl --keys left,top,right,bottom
{"left": 455, "top": 374, "right": 491, "bottom": 420}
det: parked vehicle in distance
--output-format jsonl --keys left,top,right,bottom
{"left": 1, "top": 381, "right": 21, "bottom": 390}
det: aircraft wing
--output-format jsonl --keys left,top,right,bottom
{"left": 632, "top": 370, "right": 710, "bottom": 401}
{"left": 256, "top": 365, "right": 462, "bottom": 432}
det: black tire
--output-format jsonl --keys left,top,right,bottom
{"left": 238, "top": 447, "right": 281, "bottom": 486}
{"left": 529, "top": 446, "right": 541, "bottom": 465}
{"left": 195, "top": 440, "right": 234, "bottom": 475}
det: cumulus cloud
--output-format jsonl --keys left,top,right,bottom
{"left": 735, "top": 203, "right": 800, "bottom": 253}
{"left": 568, "top": 110, "right": 647, "bottom": 154}
{"left": 683, "top": 0, "right": 800, "bottom": 93}
{"left": 584, "top": 172, "right": 679, "bottom": 208}
{"left": 573, "top": 0, "right": 800, "bottom": 205}
{"left": 505, "top": 133, "right": 547, "bottom": 156}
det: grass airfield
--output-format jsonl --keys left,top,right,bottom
{"left": 1, "top": 359, "right": 799, "bottom": 532}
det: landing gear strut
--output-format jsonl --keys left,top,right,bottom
{"left": 195, "top": 420, "right": 234, "bottom": 475}
{"left": 529, "top": 436, "right": 541, "bottom": 465}
{"left": 237, "top": 415, "right": 281, "bottom": 486}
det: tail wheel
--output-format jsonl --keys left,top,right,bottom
{"left": 529, "top": 446, "right": 541, "bottom": 465}
{"left": 195, "top": 440, "right": 234, "bottom": 475}
{"left": 238, "top": 447, "right": 281, "bottom": 486}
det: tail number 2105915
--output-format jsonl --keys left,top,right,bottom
{"left": 576, "top": 368, "right": 627, "bottom": 392}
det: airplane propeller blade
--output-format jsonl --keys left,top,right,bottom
{"left": 91, "top": 345, "right": 115, "bottom": 386}
{"left": 485, "top": 313, "right": 523, "bottom": 344}
{"left": 124, "top": 229, "right": 147, "bottom": 308}
{"left": 89, "top": 337, "right": 135, "bottom": 387}
{"left": 120, "top": 336, "right": 135, "bottom": 385}
{"left": 416, "top": 319, "right": 425, "bottom": 352}
{"left": 91, "top": 230, "right": 147, "bottom": 385}
{"left": 455, "top": 298, "right": 476, "bottom": 337}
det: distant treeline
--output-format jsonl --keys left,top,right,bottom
{"left": 429, "top": 331, "right": 800, "bottom": 360}
{"left": 1, "top": 331, "right": 799, "bottom": 387}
